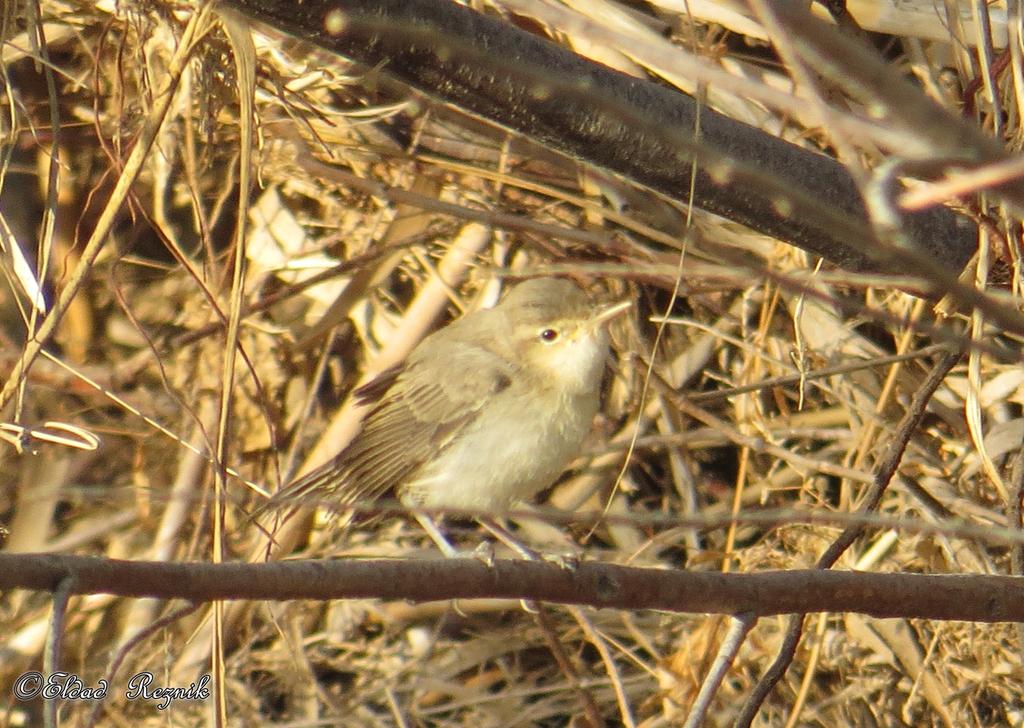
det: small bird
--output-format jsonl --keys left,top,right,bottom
{"left": 262, "top": 277, "right": 629, "bottom": 554}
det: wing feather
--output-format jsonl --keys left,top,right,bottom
{"left": 261, "top": 335, "right": 516, "bottom": 516}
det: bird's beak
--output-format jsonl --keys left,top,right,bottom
{"left": 585, "top": 299, "right": 631, "bottom": 332}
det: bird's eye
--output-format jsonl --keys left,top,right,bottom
{"left": 539, "top": 328, "right": 560, "bottom": 343}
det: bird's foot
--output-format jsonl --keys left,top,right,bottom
{"left": 471, "top": 540, "right": 496, "bottom": 567}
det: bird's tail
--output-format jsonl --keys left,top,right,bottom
{"left": 250, "top": 455, "right": 350, "bottom": 521}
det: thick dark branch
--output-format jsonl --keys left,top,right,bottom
{"left": 3, "top": 553, "right": 1024, "bottom": 622}
{"left": 222, "top": 0, "right": 978, "bottom": 275}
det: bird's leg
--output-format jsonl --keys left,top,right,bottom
{"left": 414, "top": 512, "right": 497, "bottom": 565}
{"left": 414, "top": 513, "right": 555, "bottom": 569}
{"left": 479, "top": 518, "right": 549, "bottom": 614}
{"left": 478, "top": 518, "right": 541, "bottom": 560}
{"left": 414, "top": 513, "right": 459, "bottom": 558}
{"left": 480, "top": 517, "right": 581, "bottom": 570}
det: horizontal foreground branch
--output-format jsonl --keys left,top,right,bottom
{"left": 2, "top": 554, "right": 1023, "bottom": 622}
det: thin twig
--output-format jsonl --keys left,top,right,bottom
{"left": 684, "top": 613, "right": 756, "bottom": 728}
{"left": 43, "top": 575, "right": 74, "bottom": 728}
{"left": 85, "top": 602, "right": 202, "bottom": 728}
{"left": 536, "top": 605, "right": 605, "bottom": 728}
{"left": 735, "top": 347, "right": 963, "bottom": 727}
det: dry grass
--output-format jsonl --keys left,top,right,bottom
{"left": 1, "top": 1, "right": 1022, "bottom": 726}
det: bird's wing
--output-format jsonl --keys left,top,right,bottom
{"left": 264, "top": 339, "right": 515, "bottom": 515}
{"left": 350, "top": 362, "right": 403, "bottom": 405}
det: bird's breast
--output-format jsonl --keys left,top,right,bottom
{"left": 400, "top": 387, "right": 599, "bottom": 512}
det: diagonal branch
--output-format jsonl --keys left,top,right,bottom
{"left": 222, "top": 0, "right": 978, "bottom": 276}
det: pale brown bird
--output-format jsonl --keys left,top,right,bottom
{"left": 262, "top": 277, "right": 629, "bottom": 554}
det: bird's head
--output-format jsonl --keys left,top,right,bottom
{"left": 499, "top": 278, "right": 630, "bottom": 394}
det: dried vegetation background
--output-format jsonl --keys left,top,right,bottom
{"left": 2, "top": 0, "right": 1023, "bottom": 726}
